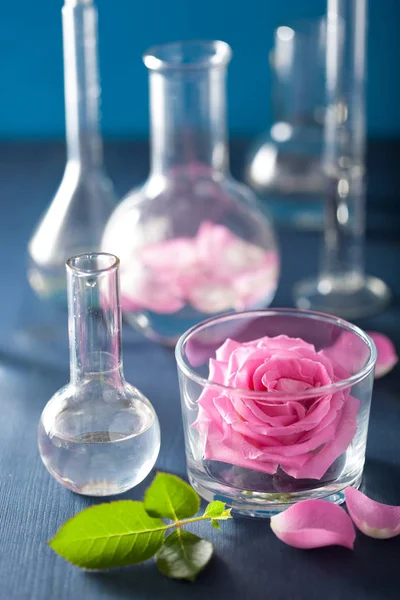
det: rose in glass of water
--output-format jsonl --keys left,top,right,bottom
{"left": 193, "top": 335, "right": 360, "bottom": 480}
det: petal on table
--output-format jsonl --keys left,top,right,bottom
{"left": 270, "top": 500, "right": 356, "bottom": 549}
{"left": 367, "top": 331, "right": 398, "bottom": 378}
{"left": 345, "top": 487, "right": 400, "bottom": 539}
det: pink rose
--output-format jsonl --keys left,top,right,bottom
{"left": 193, "top": 335, "right": 360, "bottom": 480}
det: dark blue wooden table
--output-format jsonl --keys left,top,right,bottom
{"left": 0, "top": 141, "right": 399, "bottom": 600}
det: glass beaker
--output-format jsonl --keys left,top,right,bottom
{"left": 294, "top": 0, "right": 390, "bottom": 318}
{"left": 101, "top": 41, "right": 279, "bottom": 346}
{"left": 38, "top": 253, "right": 160, "bottom": 496}
{"left": 28, "top": 0, "right": 117, "bottom": 304}
{"left": 176, "top": 309, "right": 376, "bottom": 517}
{"left": 245, "top": 19, "right": 326, "bottom": 229}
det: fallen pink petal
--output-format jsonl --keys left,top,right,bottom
{"left": 345, "top": 487, "right": 400, "bottom": 539}
{"left": 367, "top": 331, "right": 398, "bottom": 378}
{"left": 270, "top": 499, "right": 356, "bottom": 549}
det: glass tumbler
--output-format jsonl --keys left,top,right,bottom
{"left": 176, "top": 309, "right": 376, "bottom": 517}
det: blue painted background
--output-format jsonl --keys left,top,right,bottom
{"left": 0, "top": 0, "right": 399, "bottom": 139}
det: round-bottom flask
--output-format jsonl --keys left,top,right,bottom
{"left": 38, "top": 253, "right": 160, "bottom": 496}
{"left": 102, "top": 41, "right": 279, "bottom": 346}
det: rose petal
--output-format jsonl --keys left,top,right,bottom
{"left": 257, "top": 356, "right": 332, "bottom": 391}
{"left": 233, "top": 260, "right": 278, "bottom": 308}
{"left": 228, "top": 347, "right": 269, "bottom": 383}
{"left": 196, "top": 221, "right": 257, "bottom": 275}
{"left": 345, "top": 487, "right": 400, "bottom": 539}
{"left": 231, "top": 395, "right": 306, "bottom": 425}
{"left": 203, "top": 420, "right": 279, "bottom": 474}
{"left": 251, "top": 335, "right": 316, "bottom": 354}
{"left": 188, "top": 276, "right": 238, "bottom": 313}
{"left": 287, "top": 395, "right": 360, "bottom": 480}
{"left": 209, "top": 358, "right": 228, "bottom": 385}
{"left": 320, "top": 331, "right": 369, "bottom": 376}
{"left": 367, "top": 332, "right": 398, "bottom": 379}
{"left": 213, "top": 395, "right": 297, "bottom": 448}
{"left": 194, "top": 389, "right": 225, "bottom": 431}
{"left": 270, "top": 500, "right": 356, "bottom": 549}
{"left": 121, "top": 272, "right": 185, "bottom": 314}
{"left": 140, "top": 238, "right": 197, "bottom": 274}
{"left": 215, "top": 338, "right": 242, "bottom": 362}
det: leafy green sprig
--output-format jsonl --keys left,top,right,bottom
{"left": 48, "top": 472, "right": 232, "bottom": 581}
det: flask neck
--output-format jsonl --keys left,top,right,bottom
{"left": 271, "top": 20, "right": 325, "bottom": 128}
{"left": 62, "top": 0, "right": 103, "bottom": 170}
{"left": 146, "top": 43, "right": 231, "bottom": 177}
{"left": 67, "top": 253, "right": 123, "bottom": 385}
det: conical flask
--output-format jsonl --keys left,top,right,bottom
{"left": 28, "top": 0, "right": 116, "bottom": 304}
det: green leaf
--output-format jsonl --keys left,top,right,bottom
{"left": 48, "top": 501, "right": 166, "bottom": 569}
{"left": 156, "top": 530, "right": 213, "bottom": 581}
{"left": 144, "top": 472, "right": 200, "bottom": 521}
{"left": 204, "top": 501, "right": 232, "bottom": 520}
{"left": 211, "top": 519, "right": 220, "bottom": 530}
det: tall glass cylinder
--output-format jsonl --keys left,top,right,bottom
{"left": 245, "top": 19, "right": 326, "bottom": 229}
{"left": 38, "top": 253, "right": 160, "bottom": 496}
{"left": 294, "top": 0, "right": 390, "bottom": 317}
{"left": 102, "top": 41, "right": 279, "bottom": 346}
{"left": 28, "top": 0, "right": 116, "bottom": 303}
